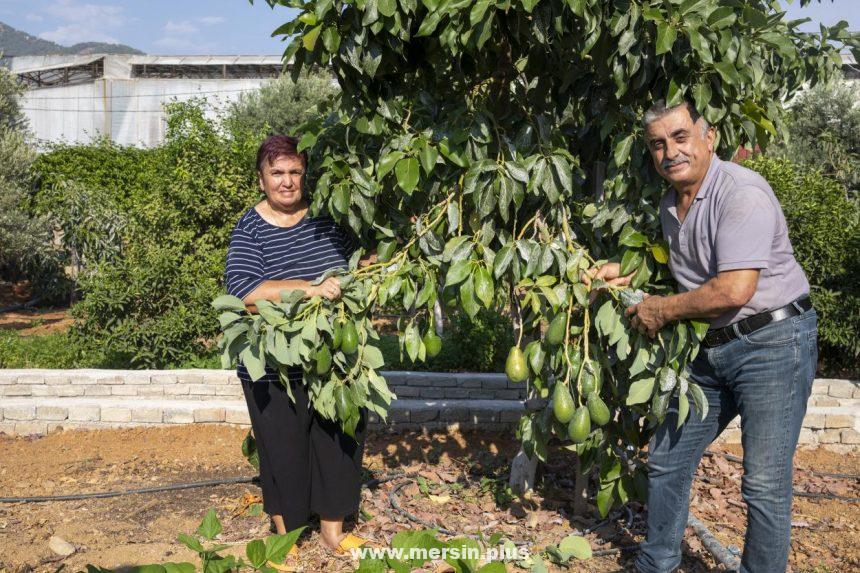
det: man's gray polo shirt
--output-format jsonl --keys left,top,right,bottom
{"left": 659, "top": 155, "right": 809, "bottom": 329}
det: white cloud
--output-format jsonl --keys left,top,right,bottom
{"left": 153, "top": 36, "right": 215, "bottom": 54}
{"left": 39, "top": 25, "right": 119, "bottom": 45}
{"left": 25, "top": 13, "right": 44, "bottom": 22}
{"left": 37, "top": 1, "right": 128, "bottom": 46}
{"left": 164, "top": 20, "right": 199, "bottom": 35}
{"left": 44, "top": 0, "right": 126, "bottom": 26}
{"left": 199, "top": 16, "right": 225, "bottom": 26}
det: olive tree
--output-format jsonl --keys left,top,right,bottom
{"left": 222, "top": 0, "right": 856, "bottom": 516}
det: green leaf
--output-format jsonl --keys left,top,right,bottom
{"left": 619, "top": 249, "right": 644, "bottom": 275}
{"left": 395, "top": 157, "right": 420, "bottom": 193}
{"left": 559, "top": 534, "right": 592, "bottom": 560}
{"left": 626, "top": 377, "right": 655, "bottom": 405}
{"left": 162, "top": 564, "right": 195, "bottom": 573}
{"left": 677, "top": 391, "right": 690, "bottom": 429}
{"left": 321, "top": 26, "right": 340, "bottom": 53}
{"left": 690, "top": 319, "right": 709, "bottom": 341}
{"left": 177, "top": 533, "right": 205, "bottom": 553}
{"left": 613, "top": 137, "right": 633, "bottom": 168}
{"left": 378, "top": 151, "right": 404, "bottom": 178}
{"left": 707, "top": 7, "right": 736, "bottom": 29}
{"left": 595, "top": 483, "right": 614, "bottom": 517}
{"left": 689, "top": 382, "right": 709, "bottom": 420}
{"left": 302, "top": 24, "right": 323, "bottom": 51}
{"left": 378, "top": 0, "right": 397, "bottom": 17}
{"left": 714, "top": 61, "right": 739, "bottom": 85}
{"left": 197, "top": 508, "right": 222, "bottom": 540}
{"left": 521, "top": 0, "right": 540, "bottom": 13}
{"left": 416, "top": 11, "right": 443, "bottom": 36}
{"left": 445, "top": 259, "right": 472, "bottom": 286}
{"left": 619, "top": 225, "right": 648, "bottom": 248}
{"left": 478, "top": 563, "right": 507, "bottom": 573}
{"left": 212, "top": 294, "right": 246, "bottom": 312}
{"left": 469, "top": 0, "right": 493, "bottom": 26}
{"left": 267, "top": 528, "right": 306, "bottom": 561}
{"left": 246, "top": 539, "right": 267, "bottom": 568}
{"left": 418, "top": 143, "right": 439, "bottom": 175}
{"left": 656, "top": 23, "right": 677, "bottom": 55}
{"left": 493, "top": 245, "right": 514, "bottom": 278}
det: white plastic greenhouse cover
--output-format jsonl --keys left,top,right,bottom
{"left": 10, "top": 54, "right": 284, "bottom": 148}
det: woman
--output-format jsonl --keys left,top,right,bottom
{"left": 224, "top": 135, "right": 369, "bottom": 561}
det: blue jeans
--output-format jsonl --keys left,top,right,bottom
{"left": 635, "top": 309, "right": 818, "bottom": 573}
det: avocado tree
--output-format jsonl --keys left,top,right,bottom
{"left": 221, "top": 0, "right": 856, "bottom": 516}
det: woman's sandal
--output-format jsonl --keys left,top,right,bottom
{"left": 335, "top": 533, "right": 371, "bottom": 555}
{"left": 266, "top": 544, "right": 300, "bottom": 572}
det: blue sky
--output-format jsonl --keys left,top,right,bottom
{"left": 0, "top": 0, "right": 856, "bottom": 56}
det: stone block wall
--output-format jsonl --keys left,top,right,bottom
{"left": 0, "top": 370, "right": 856, "bottom": 450}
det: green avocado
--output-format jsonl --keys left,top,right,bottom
{"left": 546, "top": 313, "right": 566, "bottom": 346}
{"left": 505, "top": 346, "right": 528, "bottom": 383}
{"left": 567, "top": 406, "right": 591, "bottom": 443}
{"left": 340, "top": 321, "right": 359, "bottom": 354}
{"left": 587, "top": 392, "right": 611, "bottom": 426}
{"left": 552, "top": 383, "right": 575, "bottom": 424}
{"left": 315, "top": 344, "right": 332, "bottom": 375}
{"left": 423, "top": 331, "right": 442, "bottom": 357}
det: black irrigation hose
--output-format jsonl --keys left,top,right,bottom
{"left": 688, "top": 515, "right": 741, "bottom": 571}
{"left": 0, "top": 298, "right": 41, "bottom": 314}
{"left": 700, "top": 450, "right": 860, "bottom": 502}
{"left": 0, "top": 476, "right": 258, "bottom": 503}
{"left": 703, "top": 449, "right": 860, "bottom": 481}
{"left": 0, "top": 470, "right": 413, "bottom": 505}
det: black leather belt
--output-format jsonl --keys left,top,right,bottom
{"left": 702, "top": 296, "right": 813, "bottom": 348}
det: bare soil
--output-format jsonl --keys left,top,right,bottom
{"left": 0, "top": 282, "right": 71, "bottom": 336}
{"left": 0, "top": 426, "right": 856, "bottom": 573}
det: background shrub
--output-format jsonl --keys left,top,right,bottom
{"left": 29, "top": 100, "right": 260, "bottom": 367}
{"left": 745, "top": 156, "right": 860, "bottom": 374}
{"left": 223, "top": 71, "right": 338, "bottom": 137}
{"left": 768, "top": 82, "right": 860, "bottom": 195}
{"left": 379, "top": 309, "right": 515, "bottom": 373}
{"left": 0, "top": 67, "right": 67, "bottom": 303}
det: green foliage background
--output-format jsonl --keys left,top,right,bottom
{"left": 768, "top": 81, "right": 860, "bottom": 195}
{"left": 744, "top": 156, "right": 860, "bottom": 370}
{"left": 0, "top": 67, "right": 67, "bottom": 302}
{"left": 223, "top": 70, "right": 340, "bottom": 136}
{"left": 29, "top": 100, "right": 261, "bottom": 367}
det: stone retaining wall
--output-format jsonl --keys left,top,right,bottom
{"left": 0, "top": 370, "right": 857, "bottom": 450}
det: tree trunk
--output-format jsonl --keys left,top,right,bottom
{"left": 508, "top": 447, "right": 538, "bottom": 495}
{"left": 573, "top": 455, "right": 589, "bottom": 515}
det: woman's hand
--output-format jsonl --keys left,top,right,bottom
{"left": 311, "top": 276, "right": 343, "bottom": 301}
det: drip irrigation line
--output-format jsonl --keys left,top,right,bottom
{"left": 687, "top": 515, "right": 741, "bottom": 571}
{"left": 0, "top": 298, "right": 41, "bottom": 314}
{"left": 0, "top": 476, "right": 258, "bottom": 503}
{"left": 703, "top": 449, "right": 860, "bottom": 481}
{"left": 793, "top": 491, "right": 860, "bottom": 502}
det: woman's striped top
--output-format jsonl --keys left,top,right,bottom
{"left": 225, "top": 206, "right": 359, "bottom": 301}
{"left": 225, "top": 206, "right": 359, "bottom": 384}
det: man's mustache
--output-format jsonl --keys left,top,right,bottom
{"left": 661, "top": 154, "right": 690, "bottom": 170}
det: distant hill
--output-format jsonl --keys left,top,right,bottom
{"left": 0, "top": 21, "right": 143, "bottom": 57}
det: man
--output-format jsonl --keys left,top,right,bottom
{"left": 590, "top": 100, "right": 817, "bottom": 573}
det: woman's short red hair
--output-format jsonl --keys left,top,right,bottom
{"left": 256, "top": 135, "right": 309, "bottom": 173}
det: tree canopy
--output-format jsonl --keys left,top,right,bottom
{"left": 225, "top": 0, "right": 857, "bottom": 515}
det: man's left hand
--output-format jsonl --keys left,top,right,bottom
{"left": 626, "top": 295, "right": 668, "bottom": 338}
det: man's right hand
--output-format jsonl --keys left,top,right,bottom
{"left": 582, "top": 262, "right": 634, "bottom": 288}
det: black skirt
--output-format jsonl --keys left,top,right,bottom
{"left": 238, "top": 365, "right": 366, "bottom": 531}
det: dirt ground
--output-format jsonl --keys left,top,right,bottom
{"left": 0, "top": 282, "right": 71, "bottom": 336}
{"left": 0, "top": 426, "right": 856, "bottom": 573}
